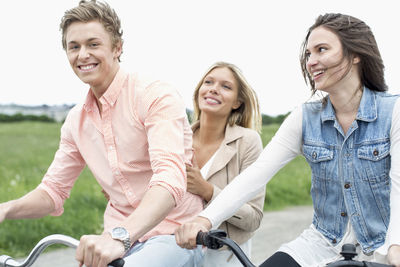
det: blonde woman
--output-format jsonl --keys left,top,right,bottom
{"left": 185, "top": 62, "right": 265, "bottom": 266}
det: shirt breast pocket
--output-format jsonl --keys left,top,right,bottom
{"left": 303, "top": 144, "right": 335, "bottom": 180}
{"left": 357, "top": 141, "right": 390, "bottom": 183}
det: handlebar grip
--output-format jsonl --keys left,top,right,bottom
{"left": 109, "top": 258, "right": 125, "bottom": 267}
{"left": 196, "top": 231, "right": 208, "bottom": 246}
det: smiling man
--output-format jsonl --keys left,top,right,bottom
{"left": 0, "top": 1, "right": 204, "bottom": 267}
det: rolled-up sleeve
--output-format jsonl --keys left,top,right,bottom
{"left": 38, "top": 112, "right": 86, "bottom": 216}
{"left": 139, "top": 81, "right": 189, "bottom": 206}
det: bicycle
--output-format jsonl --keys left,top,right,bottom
{"left": 196, "top": 230, "right": 394, "bottom": 267}
{"left": 0, "top": 234, "right": 124, "bottom": 267}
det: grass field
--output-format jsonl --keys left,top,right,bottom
{"left": 260, "top": 124, "right": 312, "bottom": 210}
{"left": 0, "top": 121, "right": 311, "bottom": 256}
{"left": 0, "top": 122, "right": 107, "bottom": 257}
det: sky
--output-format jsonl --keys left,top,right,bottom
{"left": 1, "top": 0, "right": 399, "bottom": 116}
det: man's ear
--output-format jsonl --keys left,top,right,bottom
{"left": 114, "top": 41, "right": 123, "bottom": 59}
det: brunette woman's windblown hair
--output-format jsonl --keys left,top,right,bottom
{"left": 300, "top": 13, "right": 387, "bottom": 96}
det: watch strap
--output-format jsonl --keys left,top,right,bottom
{"left": 122, "top": 237, "right": 131, "bottom": 252}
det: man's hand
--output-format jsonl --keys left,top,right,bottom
{"left": 388, "top": 244, "right": 400, "bottom": 267}
{"left": 76, "top": 233, "right": 125, "bottom": 267}
{"left": 174, "top": 216, "right": 212, "bottom": 249}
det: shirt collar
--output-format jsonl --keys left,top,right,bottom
{"left": 321, "top": 87, "right": 377, "bottom": 123}
{"left": 83, "top": 68, "right": 128, "bottom": 112}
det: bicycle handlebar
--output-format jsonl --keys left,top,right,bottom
{"left": 0, "top": 234, "right": 124, "bottom": 267}
{"left": 196, "top": 230, "right": 394, "bottom": 267}
{"left": 326, "top": 244, "right": 393, "bottom": 267}
{"left": 196, "top": 230, "right": 256, "bottom": 267}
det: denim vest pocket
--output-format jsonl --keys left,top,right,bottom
{"left": 303, "top": 144, "right": 334, "bottom": 180}
{"left": 357, "top": 141, "right": 390, "bottom": 182}
{"left": 303, "top": 144, "right": 337, "bottom": 232}
{"left": 356, "top": 141, "right": 391, "bottom": 226}
{"left": 303, "top": 145, "right": 334, "bottom": 162}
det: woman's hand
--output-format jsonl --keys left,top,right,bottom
{"left": 175, "top": 216, "right": 212, "bottom": 249}
{"left": 388, "top": 244, "right": 400, "bottom": 267}
{"left": 186, "top": 162, "right": 213, "bottom": 202}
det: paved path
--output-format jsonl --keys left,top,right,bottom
{"left": 251, "top": 205, "right": 313, "bottom": 265}
{"left": 21, "top": 205, "right": 314, "bottom": 266}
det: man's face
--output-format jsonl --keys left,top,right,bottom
{"left": 65, "top": 21, "right": 121, "bottom": 92}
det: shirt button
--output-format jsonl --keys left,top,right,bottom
{"left": 127, "top": 191, "right": 133, "bottom": 196}
{"left": 109, "top": 146, "right": 113, "bottom": 150}
{"left": 341, "top": 212, "right": 347, "bottom": 217}
{"left": 332, "top": 239, "right": 337, "bottom": 244}
{"left": 344, "top": 183, "right": 351, "bottom": 189}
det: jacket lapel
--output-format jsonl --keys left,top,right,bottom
{"left": 205, "top": 124, "right": 243, "bottom": 180}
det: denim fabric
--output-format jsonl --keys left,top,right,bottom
{"left": 302, "top": 87, "right": 398, "bottom": 254}
{"left": 120, "top": 235, "right": 204, "bottom": 267}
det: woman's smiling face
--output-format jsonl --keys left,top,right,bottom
{"left": 305, "top": 26, "right": 354, "bottom": 93}
{"left": 198, "top": 67, "right": 241, "bottom": 118}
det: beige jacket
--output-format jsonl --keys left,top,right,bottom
{"left": 192, "top": 122, "right": 265, "bottom": 245}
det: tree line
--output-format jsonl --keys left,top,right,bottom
{"left": 0, "top": 113, "right": 56, "bottom": 122}
{"left": 187, "top": 109, "right": 289, "bottom": 125}
{"left": 1, "top": 111, "right": 290, "bottom": 125}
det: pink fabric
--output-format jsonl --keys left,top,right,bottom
{"left": 38, "top": 69, "right": 203, "bottom": 241}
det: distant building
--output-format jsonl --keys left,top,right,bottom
{"left": 0, "top": 104, "right": 74, "bottom": 122}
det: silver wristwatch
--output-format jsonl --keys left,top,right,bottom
{"left": 109, "top": 227, "right": 131, "bottom": 252}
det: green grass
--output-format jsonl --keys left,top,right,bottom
{"left": 0, "top": 122, "right": 107, "bottom": 257}
{"left": 0, "top": 122, "right": 312, "bottom": 256}
{"left": 260, "top": 124, "right": 312, "bottom": 211}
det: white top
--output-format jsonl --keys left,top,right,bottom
{"left": 200, "top": 152, "right": 217, "bottom": 178}
{"left": 199, "top": 99, "right": 400, "bottom": 259}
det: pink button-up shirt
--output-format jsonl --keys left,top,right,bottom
{"left": 38, "top": 69, "right": 203, "bottom": 241}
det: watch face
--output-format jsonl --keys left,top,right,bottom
{"left": 112, "top": 227, "right": 128, "bottom": 239}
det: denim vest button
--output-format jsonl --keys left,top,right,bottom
{"left": 344, "top": 183, "right": 351, "bottom": 189}
{"left": 332, "top": 239, "right": 337, "bottom": 244}
{"left": 373, "top": 150, "right": 379, "bottom": 156}
{"left": 312, "top": 151, "right": 317, "bottom": 159}
{"left": 341, "top": 212, "right": 347, "bottom": 217}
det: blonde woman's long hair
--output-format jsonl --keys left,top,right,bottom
{"left": 192, "top": 62, "right": 262, "bottom": 133}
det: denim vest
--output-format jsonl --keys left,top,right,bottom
{"left": 302, "top": 87, "right": 398, "bottom": 254}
